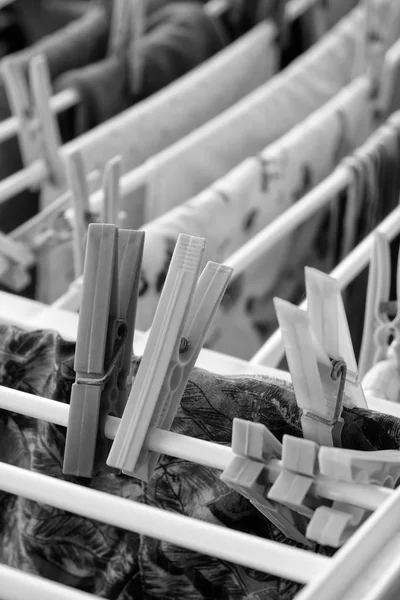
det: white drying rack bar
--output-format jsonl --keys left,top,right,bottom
{"left": 0, "top": 564, "right": 99, "bottom": 600}
{"left": 251, "top": 192, "right": 400, "bottom": 367}
{"left": 0, "top": 459, "right": 328, "bottom": 585}
{"left": 0, "top": 385, "right": 392, "bottom": 512}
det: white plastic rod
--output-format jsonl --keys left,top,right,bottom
{"left": 0, "top": 461, "right": 328, "bottom": 583}
{"left": 0, "top": 385, "right": 392, "bottom": 511}
{"left": 251, "top": 203, "right": 400, "bottom": 367}
{"left": 0, "top": 564, "right": 99, "bottom": 600}
{"left": 0, "top": 88, "right": 80, "bottom": 145}
{"left": 226, "top": 166, "right": 349, "bottom": 277}
{"left": 0, "top": 160, "right": 47, "bottom": 205}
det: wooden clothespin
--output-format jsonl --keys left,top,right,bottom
{"left": 108, "top": 0, "right": 145, "bottom": 95}
{"left": 63, "top": 223, "right": 144, "bottom": 478}
{"left": 67, "top": 150, "right": 123, "bottom": 279}
{"left": 359, "top": 231, "right": 400, "bottom": 379}
{"left": 274, "top": 267, "right": 367, "bottom": 448}
{"left": 107, "top": 234, "right": 232, "bottom": 481}
{"left": 1, "top": 54, "right": 64, "bottom": 188}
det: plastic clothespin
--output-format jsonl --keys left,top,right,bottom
{"left": 63, "top": 222, "right": 144, "bottom": 478}
{"left": 274, "top": 297, "right": 346, "bottom": 448}
{"left": 108, "top": 0, "right": 145, "bottom": 95}
{"left": 274, "top": 267, "right": 367, "bottom": 447}
{"left": 102, "top": 156, "right": 122, "bottom": 226}
{"left": 221, "top": 419, "right": 312, "bottom": 546}
{"left": 359, "top": 231, "right": 400, "bottom": 378}
{"left": 66, "top": 150, "right": 92, "bottom": 279}
{"left": 306, "top": 445, "right": 400, "bottom": 547}
{"left": 2, "top": 54, "right": 64, "bottom": 188}
{"left": 67, "top": 151, "right": 123, "bottom": 278}
{"left": 107, "top": 233, "right": 232, "bottom": 481}
{"left": 268, "top": 435, "right": 321, "bottom": 518}
{"left": 305, "top": 267, "right": 367, "bottom": 411}
{"left": 267, "top": 435, "right": 366, "bottom": 548}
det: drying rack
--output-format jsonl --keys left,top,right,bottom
{"left": 1, "top": 196, "right": 400, "bottom": 600}
{"left": 1, "top": 1, "right": 399, "bottom": 598}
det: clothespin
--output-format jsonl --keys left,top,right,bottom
{"left": 67, "top": 151, "right": 123, "bottom": 279}
{"left": 268, "top": 435, "right": 400, "bottom": 548}
{"left": 274, "top": 268, "right": 366, "bottom": 447}
{"left": 2, "top": 54, "right": 64, "bottom": 188}
{"left": 359, "top": 231, "right": 400, "bottom": 379}
{"left": 66, "top": 151, "right": 92, "bottom": 279}
{"left": 108, "top": 0, "right": 145, "bottom": 95}
{"left": 63, "top": 222, "right": 144, "bottom": 478}
{"left": 305, "top": 267, "right": 367, "bottom": 410}
{"left": 107, "top": 233, "right": 232, "bottom": 481}
{"left": 221, "top": 419, "right": 312, "bottom": 546}
{"left": 307, "top": 444, "right": 400, "bottom": 547}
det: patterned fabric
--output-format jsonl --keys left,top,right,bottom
{"left": 136, "top": 77, "right": 374, "bottom": 359}
{"left": 2, "top": 325, "right": 400, "bottom": 599}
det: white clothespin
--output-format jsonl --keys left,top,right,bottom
{"left": 359, "top": 231, "right": 400, "bottom": 378}
{"left": 67, "top": 151, "right": 123, "bottom": 279}
{"left": 305, "top": 267, "right": 367, "bottom": 410}
{"left": 221, "top": 419, "right": 312, "bottom": 546}
{"left": 108, "top": 0, "right": 145, "bottom": 95}
{"left": 1, "top": 54, "right": 64, "bottom": 188}
{"left": 274, "top": 268, "right": 366, "bottom": 447}
{"left": 107, "top": 233, "right": 232, "bottom": 481}
{"left": 66, "top": 150, "right": 92, "bottom": 279}
{"left": 102, "top": 155, "right": 122, "bottom": 226}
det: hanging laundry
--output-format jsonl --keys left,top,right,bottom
{"left": 0, "top": 4, "right": 28, "bottom": 59}
{"left": 1, "top": 323, "right": 400, "bottom": 600}
{"left": 54, "top": 2, "right": 229, "bottom": 135}
{"left": 9, "top": 0, "right": 91, "bottom": 46}
{"left": 124, "top": 5, "right": 380, "bottom": 227}
{"left": 0, "top": 2, "right": 109, "bottom": 240}
{"left": 331, "top": 121, "right": 400, "bottom": 358}
{"left": 137, "top": 77, "right": 374, "bottom": 359}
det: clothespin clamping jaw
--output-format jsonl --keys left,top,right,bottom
{"left": 107, "top": 233, "right": 233, "bottom": 481}
{"left": 359, "top": 231, "right": 400, "bottom": 379}
{"left": 274, "top": 267, "right": 367, "bottom": 448}
{"left": 220, "top": 418, "right": 313, "bottom": 546}
{"left": 63, "top": 222, "right": 144, "bottom": 478}
{"left": 2, "top": 53, "right": 64, "bottom": 188}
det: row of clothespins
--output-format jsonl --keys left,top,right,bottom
{"left": 5, "top": 200, "right": 397, "bottom": 550}
{"left": 2, "top": 216, "right": 400, "bottom": 600}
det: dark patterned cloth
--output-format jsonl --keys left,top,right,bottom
{"left": 1, "top": 325, "right": 400, "bottom": 599}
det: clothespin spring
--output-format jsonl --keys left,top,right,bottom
{"left": 303, "top": 357, "right": 347, "bottom": 429}
{"left": 75, "top": 319, "right": 128, "bottom": 387}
